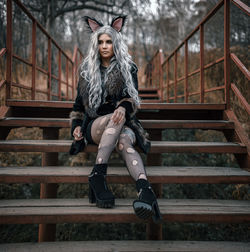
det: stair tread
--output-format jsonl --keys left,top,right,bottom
{"left": 0, "top": 140, "right": 246, "bottom": 153}
{"left": 139, "top": 93, "right": 159, "bottom": 97}
{"left": 0, "top": 166, "right": 249, "bottom": 184}
{"left": 6, "top": 99, "right": 226, "bottom": 110}
{"left": 1, "top": 240, "right": 249, "bottom": 252}
{"left": 0, "top": 117, "right": 234, "bottom": 129}
{"left": 0, "top": 198, "right": 249, "bottom": 224}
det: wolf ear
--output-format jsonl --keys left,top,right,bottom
{"left": 110, "top": 16, "right": 127, "bottom": 32}
{"left": 84, "top": 16, "right": 104, "bottom": 32}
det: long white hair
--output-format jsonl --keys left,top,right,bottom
{"left": 80, "top": 25, "right": 140, "bottom": 112}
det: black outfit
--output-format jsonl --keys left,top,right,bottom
{"left": 69, "top": 63, "right": 150, "bottom": 155}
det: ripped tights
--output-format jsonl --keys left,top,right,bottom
{"left": 90, "top": 113, "right": 147, "bottom": 181}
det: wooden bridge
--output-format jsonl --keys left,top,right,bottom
{"left": 0, "top": 0, "right": 249, "bottom": 251}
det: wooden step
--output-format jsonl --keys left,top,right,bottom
{"left": 139, "top": 93, "right": 159, "bottom": 98}
{"left": 0, "top": 118, "right": 235, "bottom": 130}
{"left": 1, "top": 240, "right": 249, "bottom": 252}
{"left": 6, "top": 99, "right": 226, "bottom": 120}
{"left": 139, "top": 87, "right": 158, "bottom": 93}
{"left": 0, "top": 166, "right": 249, "bottom": 184}
{"left": 7, "top": 99, "right": 226, "bottom": 111}
{"left": 0, "top": 198, "right": 249, "bottom": 224}
{"left": 140, "top": 99, "right": 162, "bottom": 103}
{"left": 0, "top": 140, "right": 246, "bottom": 154}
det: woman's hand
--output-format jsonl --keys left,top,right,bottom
{"left": 73, "top": 126, "right": 84, "bottom": 141}
{"left": 111, "top": 106, "right": 126, "bottom": 125}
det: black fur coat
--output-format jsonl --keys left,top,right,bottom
{"left": 70, "top": 63, "right": 151, "bottom": 154}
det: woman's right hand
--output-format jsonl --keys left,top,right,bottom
{"left": 73, "top": 126, "right": 84, "bottom": 141}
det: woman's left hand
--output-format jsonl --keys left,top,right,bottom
{"left": 111, "top": 106, "right": 126, "bottom": 124}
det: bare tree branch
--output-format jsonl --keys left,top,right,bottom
{"left": 55, "top": 3, "right": 121, "bottom": 18}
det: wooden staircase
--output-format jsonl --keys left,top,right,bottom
{"left": 0, "top": 100, "right": 250, "bottom": 251}
{"left": 138, "top": 88, "right": 161, "bottom": 102}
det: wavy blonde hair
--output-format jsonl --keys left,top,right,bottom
{"left": 80, "top": 25, "right": 140, "bottom": 112}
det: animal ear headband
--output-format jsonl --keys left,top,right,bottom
{"left": 84, "top": 16, "right": 127, "bottom": 33}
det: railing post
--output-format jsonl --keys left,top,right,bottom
{"left": 174, "top": 52, "right": 177, "bottom": 103}
{"left": 47, "top": 38, "right": 51, "bottom": 100}
{"left": 184, "top": 40, "right": 189, "bottom": 103}
{"left": 224, "top": 0, "right": 231, "bottom": 109}
{"left": 200, "top": 24, "right": 205, "bottom": 103}
{"left": 58, "top": 50, "right": 62, "bottom": 100}
{"left": 66, "top": 59, "right": 69, "bottom": 100}
{"left": 38, "top": 128, "right": 59, "bottom": 242}
{"left": 31, "top": 21, "right": 37, "bottom": 100}
{"left": 6, "top": 0, "right": 13, "bottom": 102}
{"left": 72, "top": 61, "right": 75, "bottom": 100}
{"left": 159, "top": 49, "right": 164, "bottom": 101}
{"left": 166, "top": 60, "right": 169, "bottom": 103}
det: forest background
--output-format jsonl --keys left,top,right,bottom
{"left": 0, "top": 0, "right": 249, "bottom": 243}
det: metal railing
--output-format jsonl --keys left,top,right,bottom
{"left": 0, "top": 0, "right": 84, "bottom": 103}
{"left": 145, "top": 0, "right": 249, "bottom": 117}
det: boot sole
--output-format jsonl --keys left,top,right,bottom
{"left": 133, "top": 200, "right": 163, "bottom": 224}
{"left": 133, "top": 200, "right": 153, "bottom": 220}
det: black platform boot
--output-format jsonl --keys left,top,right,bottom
{"left": 88, "top": 163, "right": 115, "bottom": 208}
{"left": 133, "top": 179, "right": 163, "bottom": 224}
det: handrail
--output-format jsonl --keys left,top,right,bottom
{"left": 232, "top": 0, "right": 250, "bottom": 15}
{"left": 0, "top": 48, "right": 7, "bottom": 57}
{"left": 0, "top": 48, "right": 7, "bottom": 91}
{"left": 231, "top": 53, "right": 250, "bottom": 81}
{"left": 3, "top": 0, "right": 84, "bottom": 103}
{"left": 231, "top": 83, "right": 250, "bottom": 115}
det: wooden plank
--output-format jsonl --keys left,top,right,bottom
{"left": 141, "top": 120, "right": 234, "bottom": 130}
{"left": 1, "top": 118, "right": 234, "bottom": 129}
{"left": 0, "top": 117, "right": 69, "bottom": 127}
{"left": 1, "top": 240, "right": 249, "bottom": 252}
{"left": 139, "top": 87, "right": 158, "bottom": 92}
{"left": 0, "top": 198, "right": 249, "bottom": 224}
{"left": 0, "top": 106, "right": 11, "bottom": 119}
{"left": 140, "top": 99, "right": 162, "bottom": 103}
{"left": 0, "top": 118, "right": 235, "bottom": 129}
{"left": 139, "top": 103, "right": 226, "bottom": 110}
{"left": 224, "top": 109, "right": 250, "bottom": 169}
{"left": 139, "top": 94, "right": 159, "bottom": 98}
{"left": 6, "top": 100, "right": 226, "bottom": 119}
{"left": 6, "top": 99, "right": 74, "bottom": 108}
{"left": 0, "top": 140, "right": 246, "bottom": 154}
{"left": 1, "top": 166, "right": 249, "bottom": 184}
{"left": 6, "top": 99, "right": 226, "bottom": 111}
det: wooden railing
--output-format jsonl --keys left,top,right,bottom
{"left": 145, "top": 0, "right": 249, "bottom": 119}
{"left": 0, "top": 0, "right": 84, "bottom": 103}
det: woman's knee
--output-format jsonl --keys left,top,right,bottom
{"left": 116, "top": 132, "right": 134, "bottom": 154}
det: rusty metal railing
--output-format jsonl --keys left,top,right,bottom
{"left": 145, "top": 0, "right": 249, "bottom": 117}
{"left": 0, "top": 0, "right": 84, "bottom": 103}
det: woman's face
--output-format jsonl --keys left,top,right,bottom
{"left": 98, "top": 33, "right": 114, "bottom": 61}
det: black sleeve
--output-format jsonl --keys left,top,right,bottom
{"left": 69, "top": 84, "right": 85, "bottom": 137}
{"left": 117, "top": 64, "right": 139, "bottom": 117}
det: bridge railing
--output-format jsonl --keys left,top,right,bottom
{"left": 145, "top": 0, "right": 249, "bottom": 117}
{"left": 0, "top": 0, "right": 83, "bottom": 104}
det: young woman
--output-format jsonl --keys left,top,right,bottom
{"left": 70, "top": 16, "right": 162, "bottom": 224}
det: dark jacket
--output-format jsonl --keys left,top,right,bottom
{"left": 69, "top": 63, "right": 151, "bottom": 155}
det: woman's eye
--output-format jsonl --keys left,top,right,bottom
{"left": 107, "top": 40, "right": 112, "bottom": 44}
{"left": 98, "top": 40, "right": 103, "bottom": 45}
